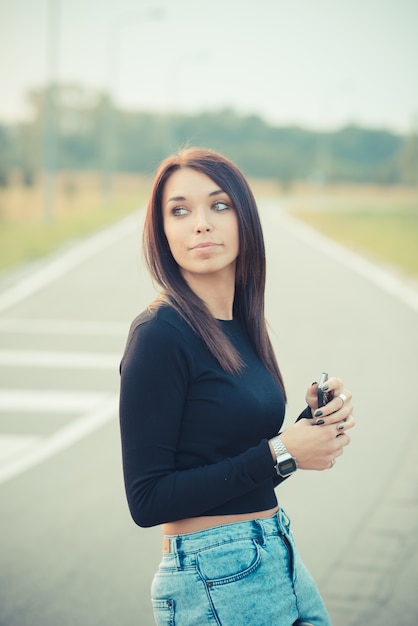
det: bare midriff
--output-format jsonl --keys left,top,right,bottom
{"left": 162, "top": 506, "right": 279, "bottom": 536}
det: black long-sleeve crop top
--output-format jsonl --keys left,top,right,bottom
{"left": 119, "top": 305, "right": 307, "bottom": 528}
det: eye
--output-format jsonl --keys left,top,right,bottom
{"left": 171, "top": 206, "right": 188, "bottom": 217}
{"left": 213, "top": 200, "right": 230, "bottom": 211}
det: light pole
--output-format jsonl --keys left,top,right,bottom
{"left": 43, "top": 0, "right": 60, "bottom": 222}
{"left": 102, "top": 8, "right": 164, "bottom": 205}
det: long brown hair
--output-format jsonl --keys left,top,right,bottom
{"left": 143, "top": 147, "right": 286, "bottom": 398}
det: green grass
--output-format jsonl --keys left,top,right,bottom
{"left": 0, "top": 201, "right": 140, "bottom": 274}
{"left": 289, "top": 199, "right": 418, "bottom": 278}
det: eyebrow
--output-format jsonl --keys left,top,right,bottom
{"left": 166, "top": 189, "right": 225, "bottom": 203}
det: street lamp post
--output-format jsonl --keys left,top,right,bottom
{"left": 43, "top": 0, "right": 60, "bottom": 222}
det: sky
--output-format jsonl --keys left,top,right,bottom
{"left": 0, "top": 0, "right": 417, "bottom": 132}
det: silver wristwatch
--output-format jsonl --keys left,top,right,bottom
{"left": 270, "top": 436, "right": 298, "bottom": 478}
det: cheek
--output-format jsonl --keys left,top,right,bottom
{"left": 230, "top": 217, "right": 240, "bottom": 255}
{"left": 163, "top": 220, "right": 176, "bottom": 248}
{"left": 163, "top": 224, "right": 183, "bottom": 261}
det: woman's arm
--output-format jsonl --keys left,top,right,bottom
{"left": 119, "top": 319, "right": 276, "bottom": 527}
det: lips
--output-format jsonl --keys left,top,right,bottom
{"left": 190, "top": 242, "right": 220, "bottom": 250}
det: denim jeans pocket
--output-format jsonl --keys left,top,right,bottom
{"left": 151, "top": 597, "right": 175, "bottom": 626}
{"left": 197, "top": 537, "right": 262, "bottom": 585}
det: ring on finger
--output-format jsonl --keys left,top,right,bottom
{"left": 338, "top": 393, "right": 348, "bottom": 408}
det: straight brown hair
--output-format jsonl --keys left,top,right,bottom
{"left": 143, "top": 147, "right": 286, "bottom": 399}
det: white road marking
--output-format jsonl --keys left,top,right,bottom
{"left": 271, "top": 207, "right": 418, "bottom": 314}
{"left": 0, "top": 349, "right": 120, "bottom": 370}
{"left": 0, "top": 389, "right": 110, "bottom": 412}
{"left": 0, "top": 434, "right": 41, "bottom": 463}
{"left": 0, "top": 395, "right": 118, "bottom": 485}
{"left": 0, "top": 215, "right": 138, "bottom": 484}
{"left": 0, "top": 210, "right": 142, "bottom": 314}
{"left": 0, "top": 318, "right": 128, "bottom": 336}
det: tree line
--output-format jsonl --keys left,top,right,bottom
{"left": 0, "top": 84, "right": 417, "bottom": 187}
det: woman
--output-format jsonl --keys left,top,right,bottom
{"left": 119, "top": 147, "right": 355, "bottom": 626}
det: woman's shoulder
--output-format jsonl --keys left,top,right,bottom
{"left": 128, "top": 303, "right": 189, "bottom": 337}
{"left": 123, "top": 303, "right": 198, "bottom": 359}
{"left": 120, "top": 303, "right": 200, "bottom": 374}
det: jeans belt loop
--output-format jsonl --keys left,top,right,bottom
{"left": 162, "top": 536, "right": 171, "bottom": 553}
{"left": 253, "top": 518, "right": 266, "bottom": 546}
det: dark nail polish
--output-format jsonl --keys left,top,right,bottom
{"left": 322, "top": 384, "right": 329, "bottom": 391}
{"left": 338, "top": 423, "right": 345, "bottom": 430}
{"left": 311, "top": 381, "right": 318, "bottom": 386}
{"left": 314, "top": 410, "right": 323, "bottom": 417}
{"left": 315, "top": 419, "right": 325, "bottom": 425}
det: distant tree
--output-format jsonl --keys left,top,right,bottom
{"left": 15, "top": 121, "right": 39, "bottom": 184}
{"left": 327, "top": 125, "right": 402, "bottom": 182}
{"left": 398, "top": 120, "right": 418, "bottom": 186}
{"left": 0, "top": 83, "right": 408, "bottom": 185}
{"left": 0, "top": 126, "right": 14, "bottom": 186}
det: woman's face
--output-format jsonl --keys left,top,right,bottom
{"left": 162, "top": 167, "right": 240, "bottom": 284}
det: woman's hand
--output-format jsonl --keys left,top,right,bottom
{"left": 305, "top": 377, "right": 352, "bottom": 416}
{"left": 279, "top": 377, "right": 355, "bottom": 470}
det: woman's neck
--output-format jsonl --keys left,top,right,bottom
{"left": 182, "top": 270, "right": 235, "bottom": 320}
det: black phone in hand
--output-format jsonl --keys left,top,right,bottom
{"left": 317, "top": 372, "right": 332, "bottom": 407}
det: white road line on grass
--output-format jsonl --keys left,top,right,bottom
{"left": 0, "top": 349, "right": 120, "bottom": 369}
{"left": 273, "top": 207, "right": 418, "bottom": 314}
{"left": 0, "top": 318, "right": 128, "bottom": 336}
{"left": 0, "top": 395, "right": 118, "bottom": 485}
{"left": 0, "top": 434, "right": 42, "bottom": 463}
{"left": 0, "top": 390, "right": 110, "bottom": 412}
{"left": 0, "top": 210, "right": 141, "bottom": 314}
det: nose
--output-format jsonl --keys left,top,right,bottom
{"left": 193, "top": 208, "right": 213, "bottom": 234}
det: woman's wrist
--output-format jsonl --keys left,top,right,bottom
{"left": 268, "top": 439, "right": 277, "bottom": 461}
{"left": 269, "top": 435, "right": 298, "bottom": 478}
{"left": 268, "top": 435, "right": 288, "bottom": 461}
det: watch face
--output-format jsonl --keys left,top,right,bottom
{"left": 278, "top": 457, "right": 297, "bottom": 476}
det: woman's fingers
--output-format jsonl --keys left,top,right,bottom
{"left": 307, "top": 376, "right": 353, "bottom": 418}
{"left": 323, "top": 429, "right": 352, "bottom": 470}
{"left": 313, "top": 388, "right": 353, "bottom": 423}
{"left": 336, "top": 414, "right": 355, "bottom": 434}
{"left": 314, "top": 415, "right": 354, "bottom": 470}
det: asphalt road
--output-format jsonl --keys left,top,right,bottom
{"left": 0, "top": 201, "right": 417, "bottom": 626}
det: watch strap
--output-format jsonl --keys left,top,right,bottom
{"left": 270, "top": 436, "right": 288, "bottom": 460}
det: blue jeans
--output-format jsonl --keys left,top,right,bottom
{"left": 151, "top": 509, "right": 331, "bottom": 626}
